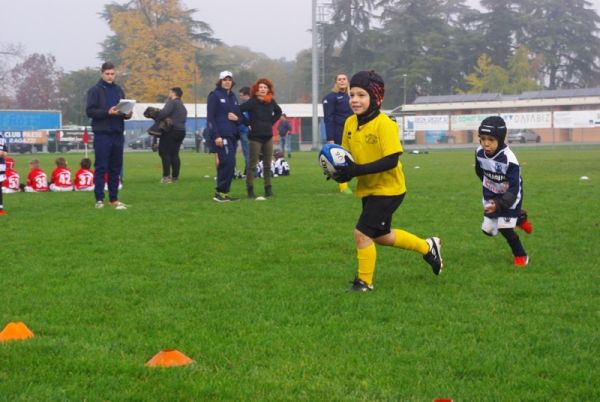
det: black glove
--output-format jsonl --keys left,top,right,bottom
{"left": 333, "top": 156, "right": 359, "bottom": 183}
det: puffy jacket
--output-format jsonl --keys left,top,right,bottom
{"left": 206, "top": 87, "right": 240, "bottom": 139}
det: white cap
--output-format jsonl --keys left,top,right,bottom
{"left": 219, "top": 70, "right": 233, "bottom": 80}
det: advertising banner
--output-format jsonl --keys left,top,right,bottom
{"left": 450, "top": 114, "right": 490, "bottom": 131}
{"left": 1, "top": 131, "right": 48, "bottom": 144}
{"left": 500, "top": 112, "right": 552, "bottom": 129}
{"left": 405, "top": 115, "right": 449, "bottom": 131}
{"left": 553, "top": 110, "right": 600, "bottom": 128}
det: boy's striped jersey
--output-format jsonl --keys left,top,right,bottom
{"left": 475, "top": 145, "right": 523, "bottom": 217}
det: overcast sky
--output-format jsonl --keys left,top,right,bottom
{"left": 1, "top": 0, "right": 313, "bottom": 72}
{"left": 3, "top": 0, "right": 600, "bottom": 73}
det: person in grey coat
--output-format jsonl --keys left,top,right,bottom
{"left": 156, "top": 87, "right": 187, "bottom": 183}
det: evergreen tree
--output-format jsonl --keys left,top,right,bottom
{"left": 517, "top": 0, "right": 600, "bottom": 88}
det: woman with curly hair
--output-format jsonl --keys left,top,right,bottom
{"left": 239, "top": 78, "right": 282, "bottom": 200}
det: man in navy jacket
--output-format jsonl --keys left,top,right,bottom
{"left": 86, "top": 62, "right": 132, "bottom": 210}
{"left": 206, "top": 70, "right": 241, "bottom": 202}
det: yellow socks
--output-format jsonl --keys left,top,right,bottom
{"left": 339, "top": 182, "right": 352, "bottom": 194}
{"left": 357, "top": 243, "right": 377, "bottom": 285}
{"left": 393, "top": 229, "right": 429, "bottom": 255}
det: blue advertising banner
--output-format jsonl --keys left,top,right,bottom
{"left": 0, "top": 110, "right": 61, "bottom": 131}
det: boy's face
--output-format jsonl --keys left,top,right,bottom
{"left": 479, "top": 134, "right": 499, "bottom": 155}
{"left": 349, "top": 87, "right": 370, "bottom": 115}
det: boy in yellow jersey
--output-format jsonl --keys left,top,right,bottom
{"left": 334, "top": 70, "right": 443, "bottom": 291}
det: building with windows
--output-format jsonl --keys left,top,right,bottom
{"left": 391, "top": 88, "right": 600, "bottom": 145}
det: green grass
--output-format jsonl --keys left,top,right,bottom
{"left": 1, "top": 146, "right": 599, "bottom": 401}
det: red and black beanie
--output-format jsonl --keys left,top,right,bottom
{"left": 350, "top": 70, "right": 385, "bottom": 113}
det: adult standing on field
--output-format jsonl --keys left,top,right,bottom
{"left": 277, "top": 113, "right": 292, "bottom": 158}
{"left": 156, "top": 87, "right": 187, "bottom": 184}
{"left": 237, "top": 86, "right": 251, "bottom": 176}
{"left": 239, "top": 78, "right": 282, "bottom": 200}
{"left": 86, "top": 61, "right": 131, "bottom": 210}
{"left": 322, "top": 73, "right": 353, "bottom": 194}
{"left": 207, "top": 71, "right": 241, "bottom": 202}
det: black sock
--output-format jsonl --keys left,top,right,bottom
{"left": 499, "top": 228, "right": 526, "bottom": 256}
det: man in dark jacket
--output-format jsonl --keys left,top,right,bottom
{"left": 155, "top": 87, "right": 187, "bottom": 183}
{"left": 86, "top": 61, "right": 132, "bottom": 210}
{"left": 277, "top": 113, "right": 292, "bottom": 158}
{"left": 206, "top": 70, "right": 241, "bottom": 202}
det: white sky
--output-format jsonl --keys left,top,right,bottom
{"left": 2, "top": 0, "right": 600, "bottom": 73}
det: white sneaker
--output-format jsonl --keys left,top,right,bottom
{"left": 111, "top": 201, "right": 128, "bottom": 210}
{"left": 95, "top": 201, "right": 104, "bottom": 209}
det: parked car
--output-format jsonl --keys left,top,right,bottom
{"left": 128, "top": 134, "right": 153, "bottom": 149}
{"left": 507, "top": 129, "right": 541, "bottom": 143}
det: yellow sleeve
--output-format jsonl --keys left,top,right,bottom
{"left": 341, "top": 115, "right": 356, "bottom": 150}
{"left": 379, "top": 116, "right": 403, "bottom": 157}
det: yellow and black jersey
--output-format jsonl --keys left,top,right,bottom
{"left": 342, "top": 113, "right": 406, "bottom": 197}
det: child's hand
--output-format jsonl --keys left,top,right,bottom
{"left": 484, "top": 200, "right": 497, "bottom": 214}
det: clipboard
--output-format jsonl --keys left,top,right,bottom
{"left": 115, "top": 99, "right": 136, "bottom": 114}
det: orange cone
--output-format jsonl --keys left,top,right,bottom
{"left": 145, "top": 349, "right": 194, "bottom": 367}
{"left": 0, "top": 322, "right": 35, "bottom": 342}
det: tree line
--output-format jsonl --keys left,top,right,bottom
{"left": 2, "top": 0, "right": 600, "bottom": 125}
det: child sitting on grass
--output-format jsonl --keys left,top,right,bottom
{"left": 24, "top": 159, "right": 49, "bottom": 192}
{"left": 74, "top": 158, "right": 94, "bottom": 192}
{"left": 2, "top": 157, "right": 21, "bottom": 194}
{"left": 49, "top": 157, "right": 74, "bottom": 192}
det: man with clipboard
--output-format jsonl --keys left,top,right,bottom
{"left": 86, "top": 61, "right": 133, "bottom": 210}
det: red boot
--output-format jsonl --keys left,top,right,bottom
{"left": 518, "top": 219, "right": 533, "bottom": 234}
{"left": 514, "top": 256, "right": 529, "bottom": 267}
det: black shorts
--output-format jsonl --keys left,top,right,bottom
{"left": 356, "top": 194, "right": 405, "bottom": 238}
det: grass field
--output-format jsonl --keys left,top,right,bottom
{"left": 1, "top": 146, "right": 598, "bottom": 401}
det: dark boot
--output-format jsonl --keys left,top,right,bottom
{"left": 247, "top": 185, "right": 255, "bottom": 199}
{"left": 265, "top": 185, "right": 273, "bottom": 197}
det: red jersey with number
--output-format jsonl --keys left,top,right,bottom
{"left": 27, "top": 168, "right": 49, "bottom": 192}
{"left": 3, "top": 169, "right": 20, "bottom": 191}
{"left": 50, "top": 167, "right": 73, "bottom": 188}
{"left": 74, "top": 168, "right": 94, "bottom": 190}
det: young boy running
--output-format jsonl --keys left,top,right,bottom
{"left": 475, "top": 116, "right": 533, "bottom": 267}
{"left": 334, "top": 70, "right": 443, "bottom": 292}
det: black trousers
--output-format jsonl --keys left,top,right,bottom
{"left": 158, "top": 129, "right": 186, "bottom": 178}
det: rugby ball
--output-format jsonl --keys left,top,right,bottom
{"left": 319, "top": 144, "right": 353, "bottom": 177}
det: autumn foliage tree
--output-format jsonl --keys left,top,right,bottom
{"left": 103, "top": 0, "right": 210, "bottom": 102}
{"left": 462, "top": 47, "right": 539, "bottom": 95}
